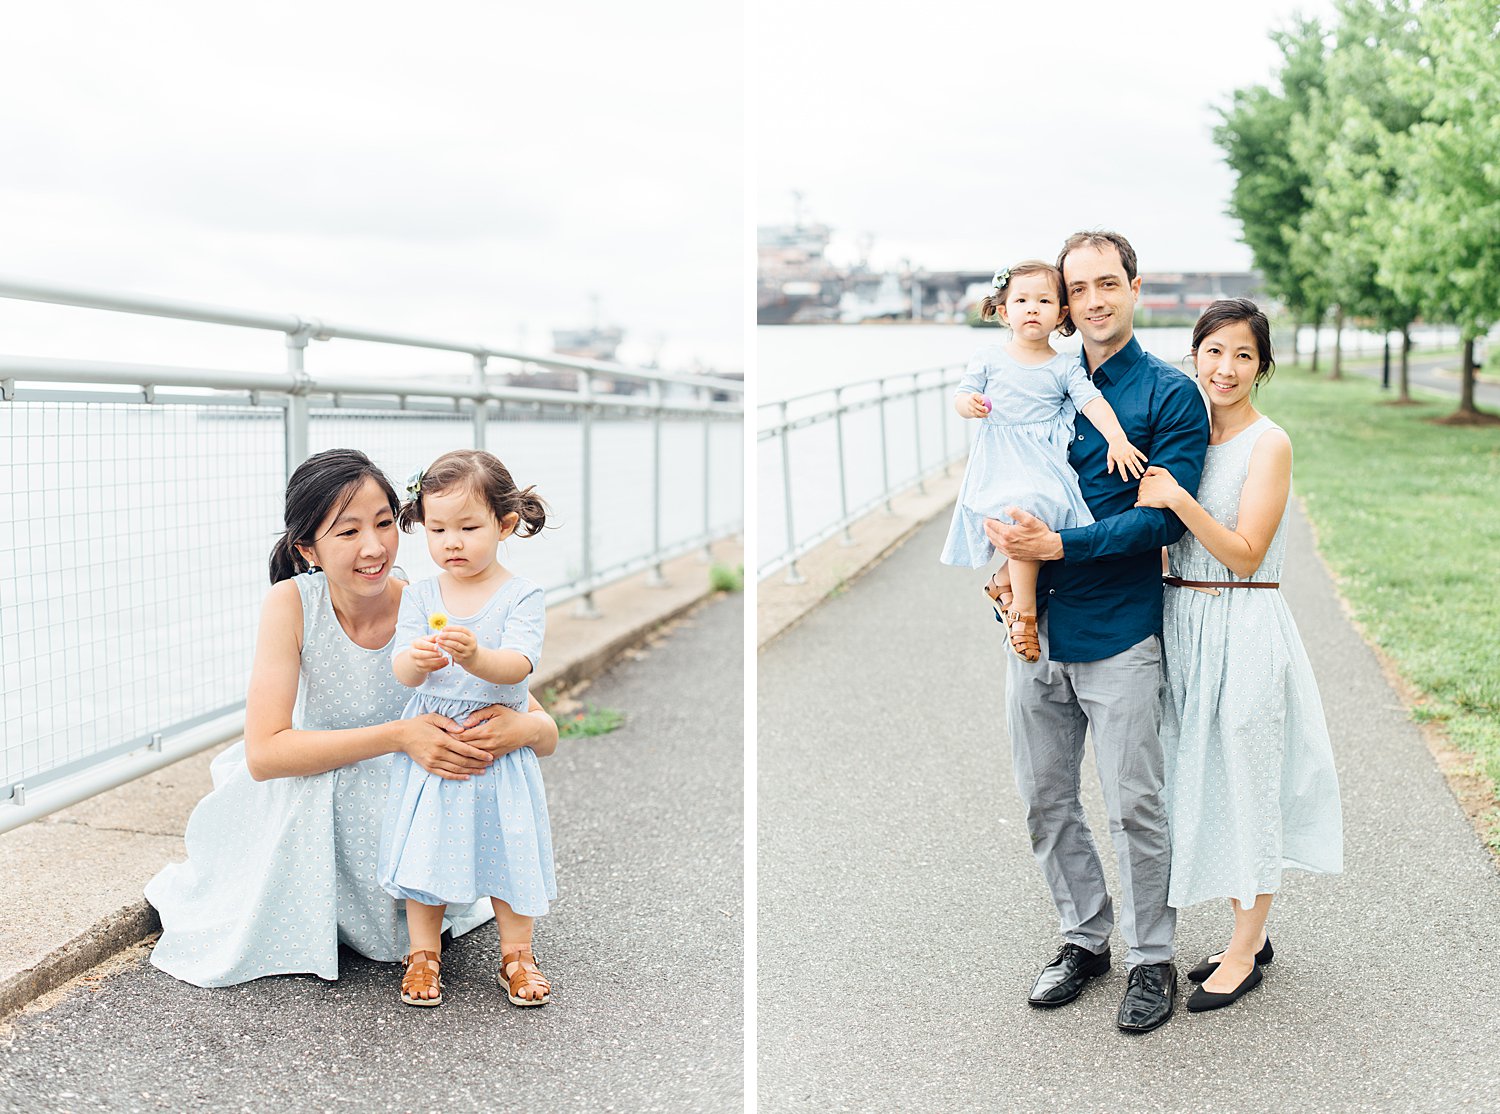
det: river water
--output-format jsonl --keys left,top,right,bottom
{"left": 755, "top": 321, "right": 1412, "bottom": 576}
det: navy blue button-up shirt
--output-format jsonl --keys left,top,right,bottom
{"left": 1037, "top": 335, "right": 1210, "bottom": 662}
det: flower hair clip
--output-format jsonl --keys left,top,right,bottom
{"left": 404, "top": 467, "right": 424, "bottom": 501}
{"left": 992, "top": 268, "right": 1011, "bottom": 291}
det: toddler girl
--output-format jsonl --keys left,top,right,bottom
{"left": 379, "top": 448, "right": 556, "bottom": 1008}
{"left": 940, "top": 260, "right": 1147, "bottom": 661}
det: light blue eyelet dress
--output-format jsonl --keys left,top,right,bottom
{"left": 940, "top": 346, "right": 1101, "bottom": 568}
{"left": 1161, "top": 416, "right": 1343, "bottom": 908}
{"left": 145, "top": 572, "right": 492, "bottom": 988}
{"left": 377, "top": 575, "right": 556, "bottom": 916}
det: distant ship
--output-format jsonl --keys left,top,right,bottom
{"left": 758, "top": 204, "right": 843, "bottom": 325}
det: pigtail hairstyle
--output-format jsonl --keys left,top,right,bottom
{"left": 398, "top": 448, "right": 550, "bottom": 537}
{"left": 269, "top": 449, "right": 400, "bottom": 584}
{"left": 981, "top": 259, "right": 1076, "bottom": 337}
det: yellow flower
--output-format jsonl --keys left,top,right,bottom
{"left": 428, "top": 612, "right": 449, "bottom": 632}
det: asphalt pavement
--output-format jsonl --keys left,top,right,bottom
{"left": 758, "top": 506, "right": 1500, "bottom": 1112}
{"left": 0, "top": 592, "right": 744, "bottom": 1113}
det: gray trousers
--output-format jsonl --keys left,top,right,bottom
{"left": 1006, "top": 613, "right": 1175, "bottom": 965}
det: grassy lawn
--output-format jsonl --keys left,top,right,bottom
{"left": 1257, "top": 366, "right": 1500, "bottom": 845}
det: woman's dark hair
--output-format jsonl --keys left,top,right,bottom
{"left": 1191, "top": 297, "right": 1276, "bottom": 386}
{"left": 1056, "top": 229, "right": 1139, "bottom": 284}
{"left": 398, "top": 449, "right": 548, "bottom": 537}
{"left": 269, "top": 449, "right": 400, "bottom": 584}
{"left": 978, "top": 259, "right": 1076, "bottom": 337}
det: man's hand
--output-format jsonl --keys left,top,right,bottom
{"left": 984, "top": 508, "right": 1064, "bottom": 561}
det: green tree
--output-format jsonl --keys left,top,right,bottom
{"left": 1213, "top": 17, "right": 1328, "bottom": 366}
{"left": 1380, "top": 0, "right": 1500, "bottom": 421}
{"left": 1295, "top": 0, "right": 1426, "bottom": 394}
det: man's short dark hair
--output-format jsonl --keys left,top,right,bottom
{"left": 1057, "top": 230, "right": 1139, "bottom": 284}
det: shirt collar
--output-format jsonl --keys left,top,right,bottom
{"left": 1087, "top": 334, "right": 1144, "bottom": 387}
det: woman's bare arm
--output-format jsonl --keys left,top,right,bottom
{"left": 242, "top": 581, "right": 493, "bottom": 781}
{"left": 1135, "top": 429, "right": 1292, "bottom": 579}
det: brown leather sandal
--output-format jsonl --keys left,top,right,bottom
{"left": 400, "top": 949, "right": 443, "bottom": 1007}
{"left": 983, "top": 572, "right": 1013, "bottom": 621}
{"left": 1004, "top": 608, "right": 1041, "bottom": 663}
{"left": 498, "top": 948, "right": 551, "bottom": 1007}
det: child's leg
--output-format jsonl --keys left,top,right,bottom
{"left": 493, "top": 897, "right": 550, "bottom": 1005}
{"left": 1008, "top": 557, "right": 1039, "bottom": 615}
{"left": 985, "top": 560, "right": 1012, "bottom": 602}
{"left": 403, "top": 900, "right": 447, "bottom": 1003}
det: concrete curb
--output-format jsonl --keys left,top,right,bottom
{"left": 757, "top": 472, "right": 963, "bottom": 650}
{"left": 0, "top": 542, "right": 741, "bottom": 1021}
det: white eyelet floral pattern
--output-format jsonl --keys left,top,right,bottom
{"left": 145, "top": 572, "right": 492, "bottom": 988}
{"left": 1160, "top": 417, "right": 1343, "bottom": 908}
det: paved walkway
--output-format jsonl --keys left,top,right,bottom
{"left": 758, "top": 507, "right": 1500, "bottom": 1111}
{"left": 0, "top": 592, "right": 743, "bottom": 1112}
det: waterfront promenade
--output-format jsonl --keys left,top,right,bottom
{"left": 758, "top": 506, "right": 1500, "bottom": 1110}
{"left": 0, "top": 548, "right": 743, "bottom": 1110}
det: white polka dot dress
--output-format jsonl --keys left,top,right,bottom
{"left": 145, "top": 573, "right": 493, "bottom": 987}
{"left": 377, "top": 576, "right": 556, "bottom": 916}
{"left": 1161, "top": 417, "right": 1344, "bottom": 909}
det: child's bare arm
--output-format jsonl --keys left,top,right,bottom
{"left": 434, "top": 625, "right": 532, "bottom": 685}
{"left": 394, "top": 638, "right": 447, "bottom": 687}
{"left": 954, "top": 392, "right": 991, "bottom": 419}
{"left": 1080, "top": 397, "right": 1148, "bottom": 479}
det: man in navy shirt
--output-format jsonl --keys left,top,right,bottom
{"left": 986, "top": 230, "right": 1209, "bottom": 1033}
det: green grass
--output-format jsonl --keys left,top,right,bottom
{"left": 1258, "top": 367, "right": 1500, "bottom": 845}
{"left": 556, "top": 703, "right": 625, "bottom": 740}
{"left": 709, "top": 562, "right": 745, "bottom": 592}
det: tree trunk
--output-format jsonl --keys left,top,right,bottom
{"left": 1310, "top": 317, "right": 1321, "bottom": 374}
{"left": 1458, "top": 336, "right": 1477, "bottom": 417}
{"left": 1398, "top": 326, "right": 1412, "bottom": 403}
{"left": 1330, "top": 305, "right": 1344, "bottom": 380}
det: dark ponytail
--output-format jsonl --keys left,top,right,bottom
{"left": 269, "top": 449, "right": 400, "bottom": 584}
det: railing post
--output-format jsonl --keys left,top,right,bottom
{"left": 472, "top": 353, "right": 488, "bottom": 449}
{"left": 646, "top": 380, "right": 667, "bottom": 587}
{"left": 701, "top": 387, "right": 713, "bottom": 562}
{"left": 939, "top": 368, "right": 951, "bottom": 473}
{"left": 878, "top": 377, "right": 892, "bottom": 514}
{"left": 574, "top": 371, "right": 600, "bottom": 618}
{"left": 284, "top": 325, "right": 313, "bottom": 478}
{"left": 911, "top": 371, "right": 925, "bottom": 495}
{"left": 779, "top": 400, "right": 804, "bottom": 584}
{"left": 834, "top": 386, "right": 853, "bottom": 545}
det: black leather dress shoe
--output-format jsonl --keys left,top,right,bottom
{"left": 1187, "top": 936, "right": 1273, "bottom": 983}
{"left": 1117, "top": 962, "right": 1176, "bottom": 1033}
{"left": 1027, "top": 943, "right": 1111, "bottom": 1007}
{"left": 1187, "top": 961, "right": 1263, "bottom": 1012}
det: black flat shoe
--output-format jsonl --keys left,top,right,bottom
{"left": 1028, "top": 943, "right": 1111, "bottom": 1007}
{"left": 1186, "top": 936, "right": 1273, "bottom": 983}
{"left": 1117, "top": 962, "right": 1176, "bottom": 1033}
{"left": 1187, "top": 961, "right": 1263, "bottom": 1012}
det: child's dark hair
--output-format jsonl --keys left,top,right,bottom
{"left": 270, "top": 449, "right": 400, "bottom": 584}
{"left": 398, "top": 449, "right": 549, "bottom": 536}
{"left": 978, "top": 260, "right": 1076, "bottom": 337}
{"left": 1191, "top": 297, "right": 1276, "bottom": 386}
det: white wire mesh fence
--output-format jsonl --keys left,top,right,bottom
{"left": 0, "top": 279, "right": 742, "bottom": 829}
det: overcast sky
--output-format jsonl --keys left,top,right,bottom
{"left": 756, "top": 0, "right": 1336, "bottom": 275}
{"left": 0, "top": 0, "right": 742, "bottom": 377}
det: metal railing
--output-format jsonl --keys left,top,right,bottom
{"left": 0, "top": 277, "right": 743, "bottom": 830}
{"left": 757, "top": 366, "right": 968, "bottom": 582}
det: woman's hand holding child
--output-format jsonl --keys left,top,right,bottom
{"left": 1134, "top": 465, "right": 1185, "bottom": 510}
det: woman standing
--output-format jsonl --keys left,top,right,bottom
{"left": 1134, "top": 299, "right": 1342, "bottom": 1013}
{"left": 146, "top": 449, "right": 559, "bottom": 987}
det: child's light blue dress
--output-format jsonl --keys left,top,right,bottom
{"left": 145, "top": 572, "right": 492, "bottom": 988}
{"left": 377, "top": 575, "right": 556, "bottom": 916}
{"left": 941, "top": 346, "right": 1102, "bottom": 568}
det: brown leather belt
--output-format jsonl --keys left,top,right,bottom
{"left": 1163, "top": 576, "right": 1279, "bottom": 589}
